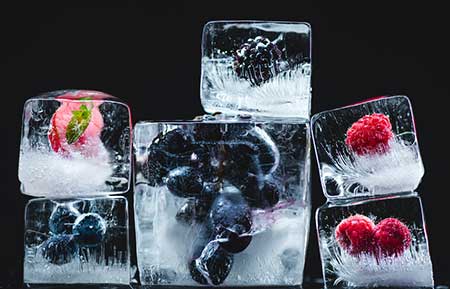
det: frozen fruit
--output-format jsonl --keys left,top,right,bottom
{"left": 233, "top": 35, "right": 283, "bottom": 86}
{"left": 176, "top": 197, "right": 215, "bottom": 225}
{"left": 48, "top": 98, "right": 104, "bottom": 157}
{"left": 48, "top": 204, "right": 80, "bottom": 234}
{"left": 345, "top": 113, "right": 394, "bottom": 155}
{"left": 223, "top": 143, "right": 260, "bottom": 186}
{"left": 335, "top": 214, "right": 375, "bottom": 256}
{"left": 158, "top": 128, "right": 194, "bottom": 154}
{"left": 208, "top": 193, "right": 253, "bottom": 253}
{"left": 189, "top": 242, "right": 234, "bottom": 285}
{"left": 240, "top": 175, "right": 281, "bottom": 209}
{"left": 72, "top": 213, "right": 107, "bottom": 247}
{"left": 373, "top": 217, "right": 411, "bottom": 257}
{"left": 218, "top": 226, "right": 252, "bottom": 254}
{"left": 166, "top": 167, "right": 204, "bottom": 198}
{"left": 41, "top": 234, "right": 78, "bottom": 265}
{"left": 144, "top": 146, "right": 171, "bottom": 186}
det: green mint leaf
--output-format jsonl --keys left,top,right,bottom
{"left": 78, "top": 96, "right": 93, "bottom": 101}
{"left": 66, "top": 104, "right": 92, "bottom": 144}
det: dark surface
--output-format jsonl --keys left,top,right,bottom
{"left": 1, "top": 0, "right": 449, "bottom": 287}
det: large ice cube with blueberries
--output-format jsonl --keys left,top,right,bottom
{"left": 316, "top": 193, "right": 433, "bottom": 288}
{"left": 19, "top": 90, "right": 132, "bottom": 197}
{"left": 201, "top": 21, "right": 311, "bottom": 118}
{"left": 311, "top": 96, "right": 424, "bottom": 199}
{"left": 133, "top": 116, "right": 311, "bottom": 286}
{"left": 23, "top": 196, "right": 130, "bottom": 284}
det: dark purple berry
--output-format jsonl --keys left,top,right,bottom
{"left": 208, "top": 193, "right": 253, "bottom": 253}
{"left": 41, "top": 234, "right": 78, "bottom": 265}
{"left": 166, "top": 167, "right": 204, "bottom": 198}
{"left": 72, "top": 213, "right": 107, "bottom": 248}
{"left": 233, "top": 35, "right": 282, "bottom": 86}
{"left": 189, "top": 242, "right": 233, "bottom": 285}
{"left": 48, "top": 204, "right": 80, "bottom": 234}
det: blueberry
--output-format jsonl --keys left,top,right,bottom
{"left": 48, "top": 204, "right": 80, "bottom": 234}
{"left": 158, "top": 128, "right": 193, "bottom": 154}
{"left": 176, "top": 197, "right": 215, "bottom": 224}
{"left": 241, "top": 176, "right": 282, "bottom": 209}
{"left": 166, "top": 167, "right": 204, "bottom": 198}
{"left": 189, "top": 242, "right": 234, "bottom": 285}
{"left": 218, "top": 226, "right": 252, "bottom": 254}
{"left": 208, "top": 193, "right": 253, "bottom": 253}
{"left": 72, "top": 213, "right": 107, "bottom": 247}
{"left": 280, "top": 248, "right": 300, "bottom": 270}
{"left": 244, "top": 127, "right": 279, "bottom": 175}
{"left": 193, "top": 123, "right": 223, "bottom": 142}
{"left": 222, "top": 142, "right": 260, "bottom": 186}
{"left": 41, "top": 234, "right": 78, "bottom": 265}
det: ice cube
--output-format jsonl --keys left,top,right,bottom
{"left": 24, "top": 196, "right": 130, "bottom": 284}
{"left": 316, "top": 193, "right": 434, "bottom": 288}
{"left": 201, "top": 21, "right": 311, "bottom": 118}
{"left": 18, "top": 90, "right": 132, "bottom": 197}
{"left": 311, "top": 96, "right": 424, "bottom": 199}
{"left": 133, "top": 117, "right": 311, "bottom": 285}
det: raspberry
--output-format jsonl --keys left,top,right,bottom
{"left": 335, "top": 214, "right": 375, "bottom": 256}
{"left": 345, "top": 113, "right": 394, "bottom": 155}
{"left": 373, "top": 218, "right": 411, "bottom": 257}
{"left": 48, "top": 93, "right": 104, "bottom": 157}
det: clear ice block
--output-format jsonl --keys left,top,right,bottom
{"left": 311, "top": 96, "right": 424, "bottom": 199}
{"left": 201, "top": 21, "right": 311, "bottom": 118}
{"left": 19, "top": 90, "right": 132, "bottom": 197}
{"left": 133, "top": 117, "right": 311, "bottom": 286}
{"left": 316, "top": 193, "right": 433, "bottom": 288}
{"left": 24, "top": 196, "right": 130, "bottom": 284}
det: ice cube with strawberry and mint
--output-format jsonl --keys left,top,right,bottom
{"left": 19, "top": 90, "right": 132, "bottom": 197}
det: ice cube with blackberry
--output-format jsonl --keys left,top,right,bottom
{"left": 201, "top": 21, "right": 311, "bottom": 118}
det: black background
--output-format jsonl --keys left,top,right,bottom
{"left": 1, "top": 1, "right": 449, "bottom": 286}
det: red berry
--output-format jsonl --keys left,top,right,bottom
{"left": 335, "top": 214, "right": 375, "bottom": 256}
{"left": 373, "top": 218, "right": 411, "bottom": 257}
{"left": 48, "top": 97, "right": 104, "bottom": 157}
{"left": 345, "top": 113, "right": 394, "bottom": 155}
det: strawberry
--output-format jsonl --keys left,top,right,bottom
{"left": 335, "top": 214, "right": 375, "bottom": 256}
{"left": 345, "top": 113, "right": 394, "bottom": 155}
{"left": 373, "top": 218, "right": 412, "bottom": 257}
{"left": 48, "top": 92, "right": 104, "bottom": 157}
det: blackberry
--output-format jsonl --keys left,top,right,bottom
{"left": 233, "top": 35, "right": 283, "bottom": 86}
{"left": 166, "top": 167, "right": 204, "bottom": 198}
{"left": 48, "top": 204, "right": 80, "bottom": 234}
{"left": 41, "top": 234, "right": 78, "bottom": 265}
{"left": 72, "top": 213, "right": 107, "bottom": 247}
{"left": 176, "top": 197, "right": 215, "bottom": 224}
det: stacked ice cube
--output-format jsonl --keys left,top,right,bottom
{"left": 133, "top": 21, "right": 312, "bottom": 286}
{"left": 311, "top": 96, "right": 434, "bottom": 287}
{"left": 19, "top": 90, "right": 132, "bottom": 285}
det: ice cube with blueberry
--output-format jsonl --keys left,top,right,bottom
{"left": 24, "top": 196, "right": 130, "bottom": 284}
{"left": 133, "top": 116, "right": 311, "bottom": 286}
{"left": 18, "top": 90, "right": 132, "bottom": 197}
{"left": 201, "top": 21, "right": 311, "bottom": 118}
{"left": 311, "top": 96, "right": 424, "bottom": 198}
{"left": 316, "top": 193, "right": 433, "bottom": 288}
